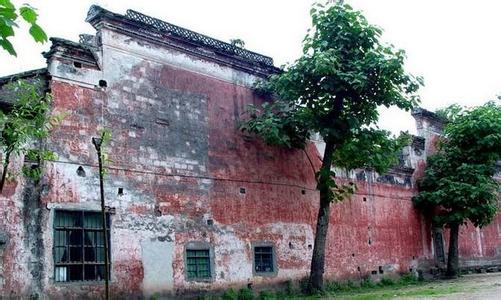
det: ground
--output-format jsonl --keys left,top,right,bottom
{"left": 328, "top": 273, "right": 501, "bottom": 300}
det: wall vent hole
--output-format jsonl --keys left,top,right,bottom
{"left": 73, "top": 61, "right": 82, "bottom": 68}
{"left": 76, "top": 166, "right": 86, "bottom": 177}
{"left": 289, "top": 242, "right": 293, "bottom": 249}
{"left": 99, "top": 80, "right": 107, "bottom": 88}
{"left": 379, "top": 266, "right": 384, "bottom": 274}
{"left": 301, "top": 189, "right": 306, "bottom": 195}
{"left": 308, "top": 244, "right": 312, "bottom": 250}
{"left": 357, "top": 266, "right": 361, "bottom": 272}
{"left": 118, "top": 187, "right": 124, "bottom": 196}
{"left": 352, "top": 253, "right": 355, "bottom": 257}
{"left": 371, "top": 270, "right": 377, "bottom": 275}
{"left": 368, "top": 239, "right": 372, "bottom": 245}
{"left": 207, "top": 219, "right": 214, "bottom": 226}
{"left": 239, "top": 187, "right": 246, "bottom": 194}
{"left": 363, "top": 197, "right": 367, "bottom": 202}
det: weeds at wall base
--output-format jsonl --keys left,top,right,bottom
{"left": 195, "top": 272, "right": 423, "bottom": 299}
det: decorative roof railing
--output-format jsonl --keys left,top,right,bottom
{"left": 125, "top": 9, "right": 274, "bottom": 67}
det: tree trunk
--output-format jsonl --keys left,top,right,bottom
{"left": 0, "top": 151, "right": 11, "bottom": 194}
{"left": 446, "top": 223, "right": 460, "bottom": 278}
{"left": 308, "top": 139, "right": 336, "bottom": 293}
{"left": 93, "top": 138, "right": 110, "bottom": 300}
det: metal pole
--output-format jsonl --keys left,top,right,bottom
{"left": 93, "top": 137, "right": 109, "bottom": 300}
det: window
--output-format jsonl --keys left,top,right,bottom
{"left": 53, "top": 210, "right": 110, "bottom": 282}
{"left": 253, "top": 244, "right": 276, "bottom": 275}
{"left": 186, "top": 249, "right": 211, "bottom": 280}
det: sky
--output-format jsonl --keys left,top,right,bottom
{"left": 1, "top": 0, "right": 501, "bottom": 134}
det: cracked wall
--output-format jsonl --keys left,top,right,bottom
{"left": 1, "top": 8, "right": 501, "bottom": 298}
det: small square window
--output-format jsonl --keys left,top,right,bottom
{"left": 253, "top": 245, "right": 276, "bottom": 275}
{"left": 186, "top": 249, "right": 211, "bottom": 280}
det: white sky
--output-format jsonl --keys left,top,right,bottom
{"left": 1, "top": 0, "right": 501, "bottom": 134}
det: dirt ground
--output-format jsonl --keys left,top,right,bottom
{"left": 335, "top": 272, "right": 501, "bottom": 300}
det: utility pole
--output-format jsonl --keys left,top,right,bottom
{"left": 92, "top": 134, "right": 110, "bottom": 300}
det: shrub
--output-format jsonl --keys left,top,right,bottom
{"left": 238, "top": 287, "right": 254, "bottom": 300}
{"left": 379, "top": 277, "right": 395, "bottom": 287}
{"left": 399, "top": 272, "right": 418, "bottom": 285}
{"left": 222, "top": 288, "right": 238, "bottom": 300}
{"left": 360, "top": 277, "right": 376, "bottom": 289}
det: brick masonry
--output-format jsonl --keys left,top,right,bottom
{"left": 0, "top": 5, "right": 500, "bottom": 298}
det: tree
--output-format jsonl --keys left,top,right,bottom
{"left": 0, "top": 0, "right": 47, "bottom": 56}
{"left": 413, "top": 102, "right": 501, "bottom": 278}
{"left": 240, "top": 2, "right": 421, "bottom": 292}
{"left": 0, "top": 79, "right": 59, "bottom": 193}
{"left": 92, "top": 129, "right": 112, "bottom": 300}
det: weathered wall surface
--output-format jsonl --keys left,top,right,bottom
{"left": 1, "top": 6, "right": 501, "bottom": 298}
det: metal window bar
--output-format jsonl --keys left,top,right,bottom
{"left": 54, "top": 210, "right": 110, "bottom": 282}
{"left": 254, "top": 246, "right": 274, "bottom": 273}
{"left": 125, "top": 9, "right": 274, "bottom": 67}
{"left": 186, "top": 249, "right": 211, "bottom": 279}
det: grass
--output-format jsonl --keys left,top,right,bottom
{"left": 198, "top": 273, "right": 428, "bottom": 299}
{"left": 196, "top": 272, "right": 495, "bottom": 300}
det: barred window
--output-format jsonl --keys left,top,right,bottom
{"left": 254, "top": 246, "right": 274, "bottom": 273}
{"left": 53, "top": 210, "right": 110, "bottom": 282}
{"left": 186, "top": 249, "right": 211, "bottom": 280}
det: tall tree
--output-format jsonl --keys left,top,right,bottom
{"left": 241, "top": 2, "right": 421, "bottom": 292}
{"left": 0, "top": 0, "right": 47, "bottom": 56}
{"left": 413, "top": 102, "right": 501, "bottom": 278}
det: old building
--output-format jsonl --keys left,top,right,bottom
{"left": 0, "top": 5, "right": 500, "bottom": 298}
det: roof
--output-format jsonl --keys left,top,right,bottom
{"left": 85, "top": 5, "right": 280, "bottom": 74}
{"left": 0, "top": 68, "right": 48, "bottom": 86}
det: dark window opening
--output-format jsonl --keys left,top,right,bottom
{"left": 378, "top": 266, "right": 384, "bottom": 274}
{"left": 301, "top": 189, "right": 306, "bottom": 195}
{"left": 239, "top": 187, "right": 246, "bottom": 194}
{"left": 186, "top": 249, "right": 211, "bottom": 279}
{"left": 117, "top": 187, "right": 124, "bottom": 196}
{"left": 98, "top": 80, "right": 107, "bottom": 88}
{"left": 76, "top": 166, "right": 86, "bottom": 177}
{"left": 73, "top": 61, "right": 82, "bottom": 68}
{"left": 254, "top": 246, "right": 274, "bottom": 273}
{"left": 53, "top": 210, "right": 110, "bottom": 282}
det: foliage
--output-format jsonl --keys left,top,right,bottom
{"left": 229, "top": 38, "right": 245, "bottom": 49}
{"left": 92, "top": 128, "right": 112, "bottom": 175}
{"left": 399, "top": 272, "right": 419, "bottom": 285}
{"left": 241, "top": 1, "right": 421, "bottom": 197}
{"left": 332, "top": 129, "right": 411, "bottom": 174}
{"left": 0, "top": 79, "right": 60, "bottom": 191}
{"left": 0, "top": 0, "right": 47, "bottom": 56}
{"left": 378, "top": 278, "right": 395, "bottom": 287}
{"left": 221, "top": 289, "right": 237, "bottom": 300}
{"left": 237, "top": 287, "right": 254, "bottom": 300}
{"left": 413, "top": 101, "right": 501, "bottom": 228}
{"left": 240, "top": 1, "right": 421, "bottom": 291}
{"left": 434, "top": 103, "right": 462, "bottom": 122}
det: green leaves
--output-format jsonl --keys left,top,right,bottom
{"left": 0, "top": 0, "right": 47, "bottom": 56}
{"left": 0, "top": 79, "right": 57, "bottom": 188}
{"left": 19, "top": 5, "right": 37, "bottom": 23}
{"left": 241, "top": 1, "right": 421, "bottom": 204}
{"left": 413, "top": 101, "right": 501, "bottom": 228}
{"left": 332, "top": 129, "right": 411, "bottom": 174}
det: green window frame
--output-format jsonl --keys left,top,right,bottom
{"left": 53, "top": 210, "right": 110, "bottom": 282}
{"left": 186, "top": 249, "right": 211, "bottom": 280}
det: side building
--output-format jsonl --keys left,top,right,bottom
{"left": 0, "top": 5, "right": 500, "bottom": 298}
